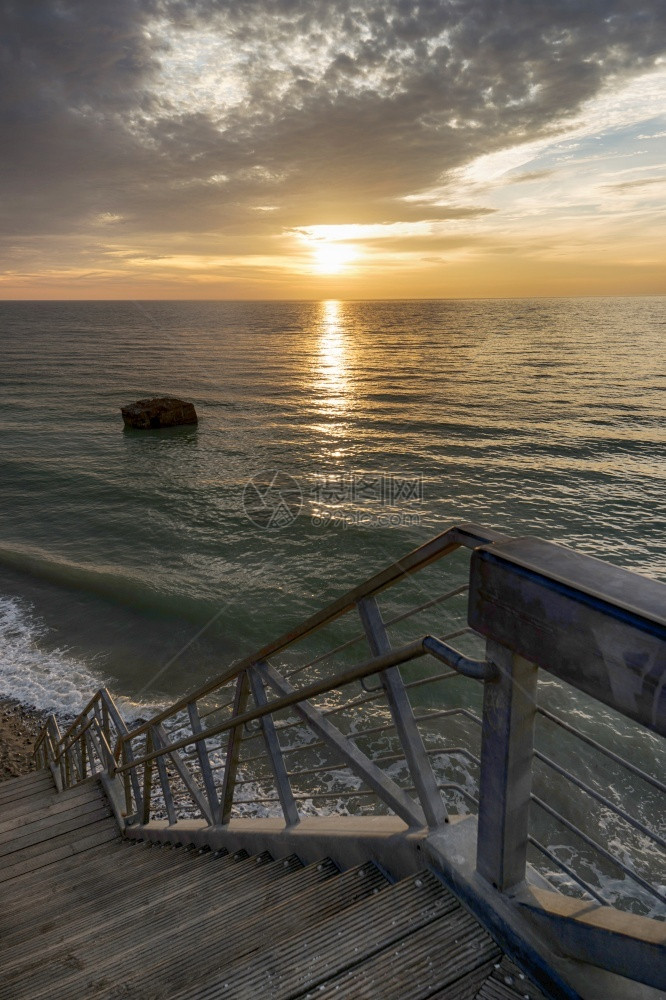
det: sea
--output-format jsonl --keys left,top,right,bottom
{"left": 0, "top": 297, "right": 664, "bottom": 908}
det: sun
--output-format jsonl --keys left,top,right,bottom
{"left": 312, "top": 242, "right": 357, "bottom": 274}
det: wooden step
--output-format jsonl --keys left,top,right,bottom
{"left": 0, "top": 795, "right": 112, "bottom": 857}
{"left": 0, "top": 840, "right": 149, "bottom": 904}
{"left": 0, "top": 780, "right": 105, "bottom": 834}
{"left": 0, "top": 818, "right": 119, "bottom": 884}
{"left": 0, "top": 769, "right": 54, "bottom": 796}
{"left": 2, "top": 852, "right": 312, "bottom": 1000}
{"left": 170, "top": 870, "right": 473, "bottom": 1000}
{"left": 297, "top": 907, "right": 501, "bottom": 1000}
{"left": 471, "top": 957, "right": 550, "bottom": 1000}
{"left": 0, "top": 773, "right": 56, "bottom": 807}
{"left": 87, "top": 861, "right": 389, "bottom": 1000}
{"left": 1, "top": 846, "right": 231, "bottom": 947}
{"left": 0, "top": 770, "right": 550, "bottom": 1000}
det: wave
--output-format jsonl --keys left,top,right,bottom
{"left": 0, "top": 594, "right": 162, "bottom": 723}
{"left": 0, "top": 541, "right": 213, "bottom": 624}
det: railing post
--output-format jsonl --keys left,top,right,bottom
{"left": 141, "top": 731, "right": 154, "bottom": 825}
{"left": 64, "top": 745, "right": 72, "bottom": 788}
{"left": 152, "top": 726, "right": 177, "bottom": 825}
{"left": 249, "top": 663, "right": 299, "bottom": 827}
{"left": 153, "top": 723, "right": 212, "bottom": 823}
{"left": 70, "top": 729, "right": 83, "bottom": 781}
{"left": 188, "top": 702, "right": 222, "bottom": 825}
{"left": 219, "top": 670, "right": 251, "bottom": 824}
{"left": 357, "top": 596, "right": 448, "bottom": 829}
{"left": 45, "top": 716, "right": 65, "bottom": 791}
{"left": 101, "top": 698, "right": 110, "bottom": 746}
{"left": 122, "top": 744, "right": 134, "bottom": 818}
{"left": 476, "top": 639, "right": 538, "bottom": 891}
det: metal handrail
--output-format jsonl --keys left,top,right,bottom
{"left": 114, "top": 522, "right": 502, "bottom": 742}
{"left": 33, "top": 522, "right": 666, "bottom": 947}
{"left": 114, "top": 638, "right": 432, "bottom": 773}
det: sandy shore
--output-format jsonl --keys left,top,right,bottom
{"left": 0, "top": 698, "right": 51, "bottom": 780}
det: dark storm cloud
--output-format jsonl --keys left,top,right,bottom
{"left": 1, "top": 0, "right": 665, "bottom": 251}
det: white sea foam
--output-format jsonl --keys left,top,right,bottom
{"left": 0, "top": 594, "right": 160, "bottom": 724}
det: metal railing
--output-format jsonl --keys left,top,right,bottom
{"left": 35, "top": 523, "right": 666, "bottom": 929}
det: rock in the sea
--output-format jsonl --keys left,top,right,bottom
{"left": 121, "top": 397, "right": 198, "bottom": 430}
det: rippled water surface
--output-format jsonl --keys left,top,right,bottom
{"left": 0, "top": 297, "right": 664, "bottom": 712}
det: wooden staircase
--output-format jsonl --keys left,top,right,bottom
{"left": 0, "top": 770, "right": 548, "bottom": 1000}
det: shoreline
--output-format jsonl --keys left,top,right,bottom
{"left": 0, "top": 697, "right": 50, "bottom": 780}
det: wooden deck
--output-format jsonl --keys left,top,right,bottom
{"left": 0, "top": 771, "right": 549, "bottom": 1000}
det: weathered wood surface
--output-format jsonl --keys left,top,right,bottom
{"left": 0, "top": 771, "right": 549, "bottom": 1000}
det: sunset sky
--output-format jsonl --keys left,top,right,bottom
{"left": 1, "top": 1, "right": 665, "bottom": 299}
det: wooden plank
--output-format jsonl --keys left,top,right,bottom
{"left": 1, "top": 855, "right": 312, "bottom": 999}
{"left": 469, "top": 538, "right": 666, "bottom": 737}
{"left": 60, "top": 863, "right": 387, "bottom": 1000}
{"left": 0, "top": 776, "right": 55, "bottom": 805}
{"left": 474, "top": 958, "right": 550, "bottom": 1000}
{"left": 0, "top": 857, "right": 248, "bottom": 975}
{"left": 0, "top": 770, "right": 52, "bottom": 794}
{"left": 0, "top": 797, "right": 110, "bottom": 853}
{"left": 0, "top": 783, "right": 102, "bottom": 827}
{"left": 168, "top": 871, "right": 470, "bottom": 1000}
{"left": 0, "top": 821, "right": 119, "bottom": 884}
{"left": 426, "top": 959, "right": 498, "bottom": 999}
{"left": 292, "top": 909, "right": 500, "bottom": 1000}
{"left": 0, "top": 805, "right": 112, "bottom": 863}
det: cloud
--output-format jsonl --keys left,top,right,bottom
{"left": 604, "top": 176, "right": 666, "bottom": 191}
{"left": 507, "top": 169, "right": 556, "bottom": 184}
{"left": 0, "top": 0, "right": 665, "bottom": 283}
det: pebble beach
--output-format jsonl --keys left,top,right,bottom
{"left": 0, "top": 698, "right": 49, "bottom": 780}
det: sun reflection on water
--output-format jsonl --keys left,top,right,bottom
{"left": 317, "top": 300, "right": 350, "bottom": 413}
{"left": 311, "top": 300, "right": 356, "bottom": 457}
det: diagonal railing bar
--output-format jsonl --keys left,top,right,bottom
{"left": 347, "top": 707, "right": 482, "bottom": 743}
{"left": 259, "top": 660, "right": 426, "bottom": 828}
{"left": 248, "top": 663, "right": 299, "bottom": 826}
{"left": 152, "top": 726, "right": 177, "bottom": 825}
{"left": 141, "top": 731, "right": 154, "bottom": 826}
{"left": 357, "top": 595, "right": 449, "bottom": 827}
{"left": 188, "top": 702, "right": 222, "bottom": 825}
{"left": 116, "top": 637, "right": 433, "bottom": 773}
{"left": 287, "top": 586, "right": 470, "bottom": 682}
{"left": 153, "top": 723, "right": 213, "bottom": 825}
